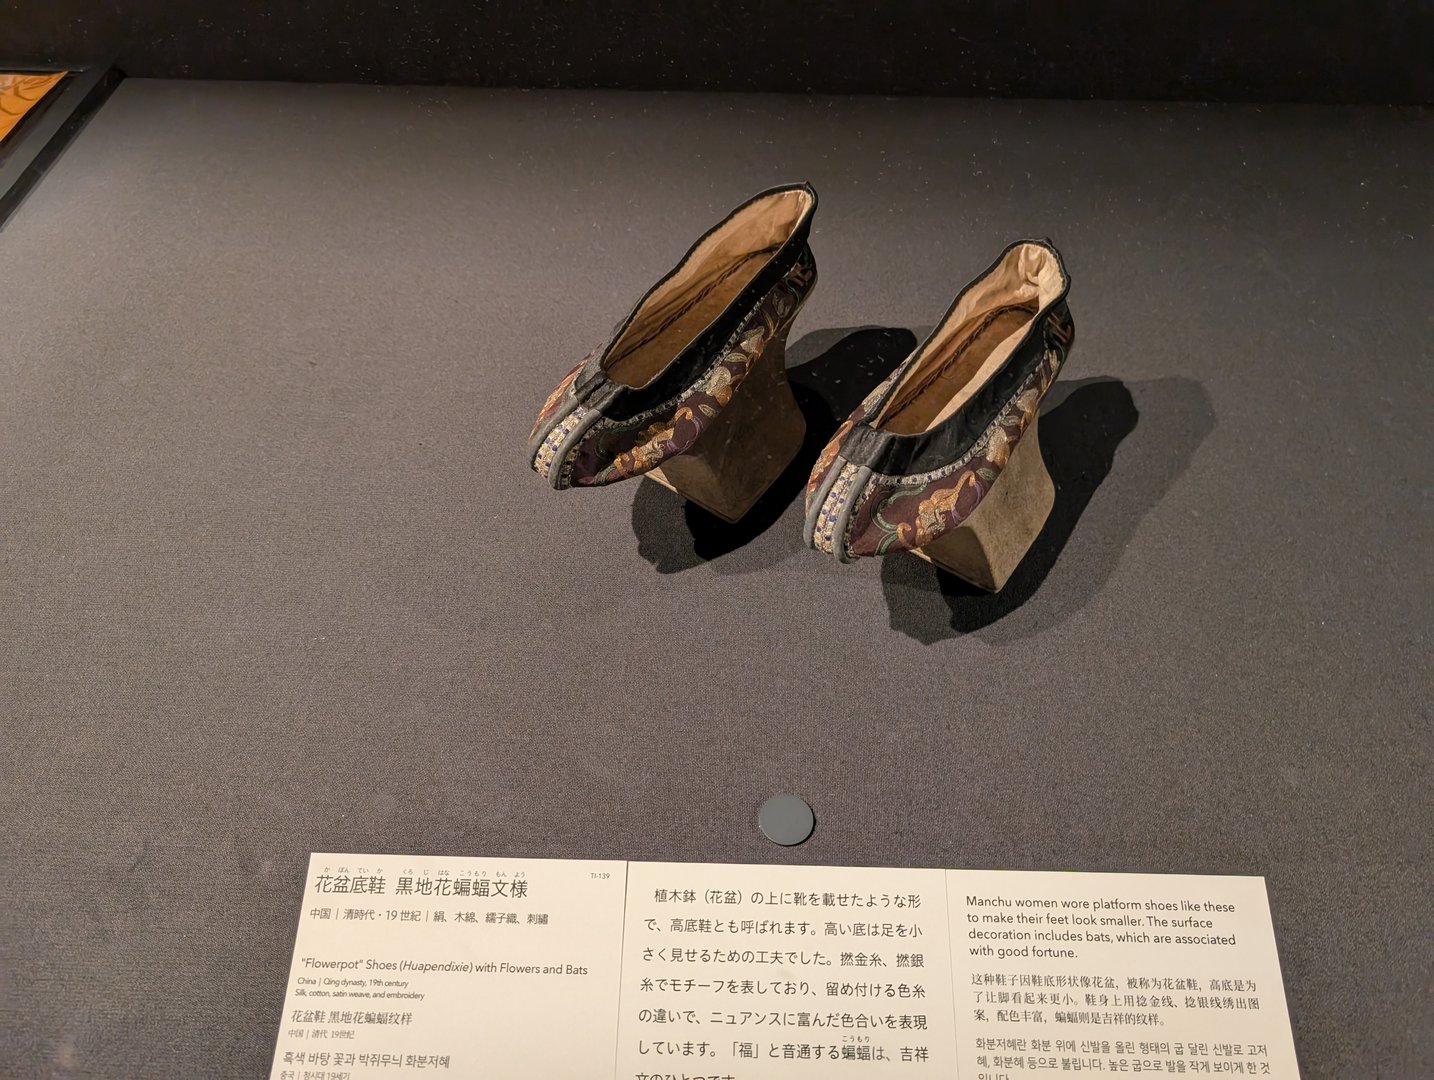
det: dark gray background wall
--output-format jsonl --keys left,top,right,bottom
{"left": 8, "top": 0, "right": 1434, "bottom": 104}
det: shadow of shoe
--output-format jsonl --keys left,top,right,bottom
{"left": 882, "top": 376, "right": 1215, "bottom": 643}
{"left": 632, "top": 326, "right": 917, "bottom": 573}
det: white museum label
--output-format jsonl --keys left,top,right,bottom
{"left": 270, "top": 855, "right": 1300, "bottom": 1079}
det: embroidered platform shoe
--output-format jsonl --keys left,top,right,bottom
{"left": 804, "top": 240, "right": 1074, "bottom": 591}
{"left": 529, "top": 183, "right": 818, "bottom": 522}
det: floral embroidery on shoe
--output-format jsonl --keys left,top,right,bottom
{"left": 530, "top": 359, "right": 587, "bottom": 441}
{"left": 533, "top": 246, "right": 816, "bottom": 489}
{"left": 843, "top": 342, "right": 1063, "bottom": 558}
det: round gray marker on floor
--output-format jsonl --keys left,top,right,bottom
{"left": 758, "top": 794, "right": 815, "bottom": 846}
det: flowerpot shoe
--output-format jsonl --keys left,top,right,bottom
{"left": 529, "top": 183, "right": 818, "bottom": 522}
{"left": 804, "top": 239, "right": 1074, "bottom": 591}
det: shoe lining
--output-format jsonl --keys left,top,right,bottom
{"left": 604, "top": 190, "right": 811, "bottom": 388}
{"left": 876, "top": 243, "right": 1063, "bottom": 435}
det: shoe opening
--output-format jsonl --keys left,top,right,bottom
{"left": 875, "top": 242, "right": 1066, "bottom": 435}
{"left": 603, "top": 187, "right": 815, "bottom": 388}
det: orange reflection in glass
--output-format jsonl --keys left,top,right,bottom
{"left": 1, "top": 72, "right": 68, "bottom": 144}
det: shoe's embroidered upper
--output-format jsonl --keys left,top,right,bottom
{"left": 529, "top": 184, "right": 817, "bottom": 490}
{"left": 553, "top": 250, "right": 814, "bottom": 488}
{"left": 805, "top": 240, "right": 1074, "bottom": 561}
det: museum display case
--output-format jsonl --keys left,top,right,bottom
{"left": 2, "top": 5, "right": 1430, "bottom": 1077}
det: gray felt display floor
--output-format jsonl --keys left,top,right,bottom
{"left": 3, "top": 80, "right": 1431, "bottom": 1077}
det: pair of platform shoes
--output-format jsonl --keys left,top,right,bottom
{"left": 528, "top": 183, "right": 1074, "bottom": 592}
